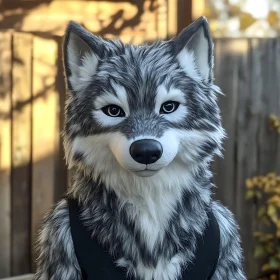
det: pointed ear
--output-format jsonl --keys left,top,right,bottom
{"left": 63, "top": 21, "right": 103, "bottom": 93}
{"left": 174, "top": 17, "right": 214, "bottom": 83}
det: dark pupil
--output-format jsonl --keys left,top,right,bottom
{"left": 109, "top": 106, "right": 120, "bottom": 116}
{"left": 164, "top": 103, "right": 174, "bottom": 112}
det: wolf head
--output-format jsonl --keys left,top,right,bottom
{"left": 63, "top": 17, "right": 225, "bottom": 190}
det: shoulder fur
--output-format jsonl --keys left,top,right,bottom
{"left": 211, "top": 201, "right": 246, "bottom": 280}
{"left": 35, "top": 199, "right": 81, "bottom": 280}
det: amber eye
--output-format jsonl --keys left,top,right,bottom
{"left": 102, "top": 105, "right": 125, "bottom": 117}
{"left": 160, "top": 101, "right": 180, "bottom": 114}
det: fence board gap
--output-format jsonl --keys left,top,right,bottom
{"left": 53, "top": 36, "right": 68, "bottom": 202}
{"left": 0, "top": 31, "right": 12, "bottom": 278}
{"left": 11, "top": 32, "right": 33, "bottom": 276}
{"left": 275, "top": 38, "right": 280, "bottom": 170}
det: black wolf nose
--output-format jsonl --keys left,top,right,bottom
{"left": 130, "top": 139, "right": 163, "bottom": 164}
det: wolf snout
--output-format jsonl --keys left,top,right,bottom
{"left": 129, "top": 139, "right": 163, "bottom": 164}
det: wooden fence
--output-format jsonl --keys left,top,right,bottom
{"left": 0, "top": 32, "right": 279, "bottom": 279}
{"left": 0, "top": 32, "right": 67, "bottom": 278}
{"left": 213, "top": 37, "right": 280, "bottom": 278}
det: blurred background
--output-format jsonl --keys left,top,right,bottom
{"left": 0, "top": 0, "right": 280, "bottom": 279}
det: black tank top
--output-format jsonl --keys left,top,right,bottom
{"left": 68, "top": 197, "right": 220, "bottom": 280}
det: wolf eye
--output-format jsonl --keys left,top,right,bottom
{"left": 102, "top": 105, "right": 125, "bottom": 117}
{"left": 160, "top": 101, "right": 180, "bottom": 114}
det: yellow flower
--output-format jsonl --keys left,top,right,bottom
{"left": 262, "top": 263, "right": 270, "bottom": 271}
{"left": 240, "top": 12, "right": 256, "bottom": 30}
{"left": 252, "top": 177, "right": 260, "bottom": 186}
{"left": 267, "top": 173, "right": 276, "bottom": 179}
{"left": 246, "top": 179, "right": 254, "bottom": 188}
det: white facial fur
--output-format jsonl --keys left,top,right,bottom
{"left": 109, "top": 131, "right": 180, "bottom": 177}
{"left": 177, "top": 50, "right": 201, "bottom": 83}
{"left": 155, "top": 85, "right": 188, "bottom": 122}
{"left": 69, "top": 129, "right": 180, "bottom": 178}
{"left": 177, "top": 28, "right": 211, "bottom": 82}
{"left": 67, "top": 33, "right": 99, "bottom": 92}
{"left": 66, "top": 127, "right": 216, "bottom": 206}
{"left": 67, "top": 122, "right": 223, "bottom": 186}
{"left": 92, "top": 82, "right": 130, "bottom": 127}
{"left": 80, "top": 83, "right": 187, "bottom": 177}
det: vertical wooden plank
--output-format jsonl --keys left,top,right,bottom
{"left": 258, "top": 38, "right": 280, "bottom": 175}
{"left": 256, "top": 39, "right": 280, "bottom": 279}
{"left": 11, "top": 33, "right": 33, "bottom": 275}
{"left": 31, "top": 36, "right": 58, "bottom": 268}
{"left": 0, "top": 31, "right": 12, "bottom": 278}
{"left": 213, "top": 39, "right": 240, "bottom": 213}
{"left": 167, "top": 0, "right": 178, "bottom": 38}
{"left": 275, "top": 38, "right": 280, "bottom": 170}
{"left": 192, "top": 0, "right": 205, "bottom": 20}
{"left": 53, "top": 36, "right": 68, "bottom": 202}
{"left": 177, "top": 0, "right": 192, "bottom": 34}
{"left": 156, "top": 0, "right": 168, "bottom": 40}
{"left": 234, "top": 39, "right": 259, "bottom": 278}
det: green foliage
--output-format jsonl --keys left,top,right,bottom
{"left": 246, "top": 172, "right": 280, "bottom": 272}
{"left": 246, "top": 115, "right": 280, "bottom": 276}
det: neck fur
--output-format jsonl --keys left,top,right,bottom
{"left": 68, "top": 159, "right": 213, "bottom": 209}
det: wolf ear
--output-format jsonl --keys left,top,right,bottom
{"left": 174, "top": 17, "right": 214, "bottom": 83}
{"left": 63, "top": 21, "right": 103, "bottom": 93}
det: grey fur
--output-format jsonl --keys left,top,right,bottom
{"left": 35, "top": 16, "right": 246, "bottom": 280}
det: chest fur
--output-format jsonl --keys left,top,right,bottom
{"left": 80, "top": 189, "right": 208, "bottom": 280}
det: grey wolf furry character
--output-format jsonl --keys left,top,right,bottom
{"left": 35, "top": 17, "right": 246, "bottom": 280}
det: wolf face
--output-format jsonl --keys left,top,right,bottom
{"left": 63, "top": 17, "right": 224, "bottom": 186}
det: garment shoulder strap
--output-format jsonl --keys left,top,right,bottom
{"left": 68, "top": 197, "right": 129, "bottom": 280}
{"left": 181, "top": 210, "right": 220, "bottom": 280}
